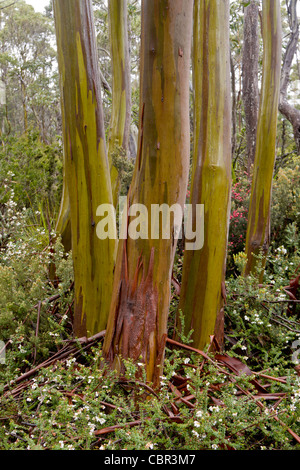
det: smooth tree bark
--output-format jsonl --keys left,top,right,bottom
{"left": 176, "top": 0, "right": 232, "bottom": 351}
{"left": 107, "top": 0, "right": 131, "bottom": 207}
{"left": 53, "top": 0, "right": 116, "bottom": 337}
{"left": 102, "top": 0, "right": 193, "bottom": 387}
{"left": 244, "top": 0, "right": 282, "bottom": 279}
{"left": 279, "top": 0, "right": 300, "bottom": 154}
{"left": 242, "top": 0, "right": 259, "bottom": 176}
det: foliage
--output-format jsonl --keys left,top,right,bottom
{"left": 0, "top": 0, "right": 299, "bottom": 453}
{"left": 111, "top": 144, "right": 134, "bottom": 197}
{"left": 225, "top": 251, "right": 300, "bottom": 371}
{"left": 0, "top": 131, "right": 63, "bottom": 215}
{"left": 1, "top": 331, "right": 300, "bottom": 450}
{"left": 0, "top": 182, "right": 73, "bottom": 386}
{"left": 0, "top": 0, "right": 59, "bottom": 140}
{"left": 228, "top": 171, "right": 251, "bottom": 273}
{"left": 271, "top": 155, "right": 300, "bottom": 248}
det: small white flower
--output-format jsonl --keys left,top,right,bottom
{"left": 194, "top": 420, "right": 200, "bottom": 428}
{"left": 95, "top": 417, "right": 106, "bottom": 425}
{"left": 145, "top": 442, "right": 154, "bottom": 449}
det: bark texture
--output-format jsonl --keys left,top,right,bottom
{"left": 177, "top": 0, "right": 232, "bottom": 351}
{"left": 242, "top": 0, "right": 259, "bottom": 175}
{"left": 53, "top": 0, "right": 116, "bottom": 337}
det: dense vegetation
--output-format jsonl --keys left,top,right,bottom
{"left": 0, "top": 0, "right": 299, "bottom": 451}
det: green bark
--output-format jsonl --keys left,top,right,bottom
{"left": 107, "top": 0, "right": 131, "bottom": 207}
{"left": 244, "top": 0, "right": 282, "bottom": 279}
{"left": 53, "top": 0, "right": 116, "bottom": 337}
{"left": 177, "top": 0, "right": 232, "bottom": 351}
{"left": 103, "top": 0, "right": 193, "bottom": 387}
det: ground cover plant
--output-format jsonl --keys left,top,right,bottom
{"left": 0, "top": 174, "right": 299, "bottom": 450}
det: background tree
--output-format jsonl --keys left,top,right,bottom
{"left": 176, "top": 0, "right": 232, "bottom": 351}
{"left": 244, "top": 0, "right": 282, "bottom": 279}
{"left": 0, "top": 0, "right": 59, "bottom": 141}
{"left": 53, "top": 0, "right": 116, "bottom": 337}
{"left": 106, "top": 0, "right": 131, "bottom": 208}
{"left": 103, "top": 0, "right": 193, "bottom": 387}
{"left": 242, "top": 0, "right": 259, "bottom": 176}
{"left": 279, "top": 0, "right": 300, "bottom": 154}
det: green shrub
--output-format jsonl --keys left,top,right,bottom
{"left": 0, "top": 130, "right": 63, "bottom": 215}
{"left": 271, "top": 156, "right": 300, "bottom": 249}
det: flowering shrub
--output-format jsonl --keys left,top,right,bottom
{"left": 227, "top": 172, "right": 251, "bottom": 273}
{"left": 0, "top": 184, "right": 74, "bottom": 383}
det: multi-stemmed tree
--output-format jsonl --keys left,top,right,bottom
{"left": 52, "top": 0, "right": 284, "bottom": 387}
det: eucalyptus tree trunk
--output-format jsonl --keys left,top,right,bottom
{"left": 176, "top": 0, "right": 232, "bottom": 351}
{"left": 244, "top": 0, "right": 282, "bottom": 279}
{"left": 103, "top": 0, "right": 193, "bottom": 387}
{"left": 107, "top": 0, "right": 131, "bottom": 207}
{"left": 279, "top": 0, "right": 300, "bottom": 154}
{"left": 242, "top": 0, "right": 259, "bottom": 176}
{"left": 53, "top": 0, "right": 116, "bottom": 337}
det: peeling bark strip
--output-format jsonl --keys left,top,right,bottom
{"left": 53, "top": 0, "right": 116, "bottom": 337}
{"left": 176, "top": 0, "right": 232, "bottom": 352}
{"left": 244, "top": 0, "right": 282, "bottom": 279}
{"left": 103, "top": 0, "right": 193, "bottom": 388}
{"left": 107, "top": 245, "right": 158, "bottom": 370}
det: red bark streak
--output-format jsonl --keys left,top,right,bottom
{"left": 107, "top": 245, "right": 158, "bottom": 371}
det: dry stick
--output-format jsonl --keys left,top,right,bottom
{"left": 94, "top": 419, "right": 145, "bottom": 437}
{"left": 118, "top": 379, "right": 159, "bottom": 399}
{"left": 166, "top": 337, "right": 237, "bottom": 378}
{"left": 33, "top": 301, "right": 42, "bottom": 364}
{"left": 33, "top": 294, "right": 61, "bottom": 309}
{"left": 229, "top": 372, "right": 300, "bottom": 444}
{"left": 3, "top": 344, "right": 77, "bottom": 393}
{"left": 264, "top": 299, "right": 300, "bottom": 303}
{"left": 0, "top": 339, "right": 12, "bottom": 357}
{"left": 3, "top": 331, "right": 106, "bottom": 394}
{"left": 253, "top": 372, "right": 287, "bottom": 384}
